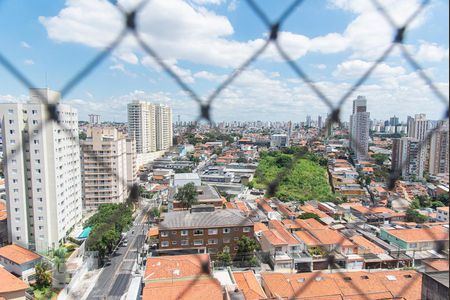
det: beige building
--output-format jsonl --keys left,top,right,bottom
{"left": 127, "top": 101, "right": 173, "bottom": 154}
{"left": 80, "top": 126, "right": 137, "bottom": 211}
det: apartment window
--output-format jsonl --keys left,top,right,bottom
{"left": 208, "top": 239, "right": 218, "bottom": 245}
{"left": 8, "top": 109, "right": 13, "bottom": 114}
{"left": 193, "top": 240, "right": 203, "bottom": 246}
{"left": 234, "top": 237, "right": 239, "bottom": 241}
{"left": 9, "top": 130, "right": 15, "bottom": 134}
{"left": 161, "top": 241, "right": 169, "bottom": 248}
{"left": 16, "top": 227, "right": 20, "bottom": 231}
{"left": 223, "top": 228, "right": 231, "bottom": 234}
{"left": 37, "top": 188, "right": 42, "bottom": 192}
{"left": 38, "top": 217, "right": 43, "bottom": 221}
{"left": 16, "top": 236, "right": 20, "bottom": 241}
{"left": 10, "top": 140, "right": 16, "bottom": 145}
{"left": 243, "top": 227, "right": 251, "bottom": 233}
{"left": 34, "top": 139, "right": 39, "bottom": 145}
{"left": 223, "top": 238, "right": 230, "bottom": 244}
{"left": 14, "top": 208, "right": 19, "bottom": 212}
{"left": 181, "top": 240, "right": 189, "bottom": 246}
{"left": 32, "top": 110, "right": 37, "bottom": 115}
{"left": 181, "top": 230, "right": 188, "bottom": 236}
{"left": 35, "top": 159, "right": 41, "bottom": 164}
{"left": 409, "top": 243, "right": 417, "bottom": 249}
{"left": 234, "top": 228, "right": 239, "bottom": 231}
{"left": 38, "top": 226, "right": 43, "bottom": 230}
{"left": 13, "top": 188, "right": 19, "bottom": 193}
{"left": 12, "top": 179, "right": 18, "bottom": 184}
{"left": 9, "top": 119, "right": 14, "bottom": 124}
{"left": 193, "top": 229, "right": 204, "bottom": 236}
{"left": 171, "top": 231, "right": 178, "bottom": 235}
{"left": 160, "top": 231, "right": 169, "bottom": 237}
{"left": 171, "top": 241, "right": 177, "bottom": 245}
{"left": 32, "top": 120, "right": 38, "bottom": 125}
{"left": 208, "top": 229, "right": 218, "bottom": 235}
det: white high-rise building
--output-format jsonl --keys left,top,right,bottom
{"left": 408, "top": 114, "right": 429, "bottom": 141}
{"left": 349, "top": 96, "right": 370, "bottom": 160}
{"left": 127, "top": 101, "right": 173, "bottom": 154}
{"left": 80, "top": 126, "right": 137, "bottom": 211}
{"left": 0, "top": 88, "right": 82, "bottom": 253}
{"left": 155, "top": 104, "right": 173, "bottom": 151}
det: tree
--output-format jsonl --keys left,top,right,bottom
{"left": 298, "top": 212, "right": 321, "bottom": 221}
{"left": 217, "top": 246, "right": 232, "bottom": 266}
{"left": 175, "top": 183, "right": 198, "bottom": 210}
{"left": 406, "top": 207, "right": 428, "bottom": 223}
{"left": 237, "top": 236, "right": 259, "bottom": 262}
{"left": 35, "top": 262, "right": 52, "bottom": 288}
{"left": 373, "top": 153, "right": 389, "bottom": 166}
{"left": 52, "top": 247, "right": 67, "bottom": 273}
{"left": 79, "top": 131, "right": 87, "bottom": 141}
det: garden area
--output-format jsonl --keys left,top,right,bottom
{"left": 253, "top": 148, "right": 334, "bottom": 203}
{"left": 85, "top": 203, "right": 134, "bottom": 262}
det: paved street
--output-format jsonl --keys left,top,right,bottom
{"left": 86, "top": 199, "right": 154, "bottom": 300}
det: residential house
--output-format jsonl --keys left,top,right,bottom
{"left": 0, "top": 244, "right": 42, "bottom": 283}
{"left": 380, "top": 226, "right": 449, "bottom": 252}
{"left": 142, "top": 254, "right": 224, "bottom": 300}
{"left": 261, "top": 270, "right": 422, "bottom": 300}
{"left": 436, "top": 207, "right": 449, "bottom": 222}
{"left": 0, "top": 267, "right": 29, "bottom": 300}
{"left": 232, "top": 271, "right": 267, "bottom": 300}
{"left": 158, "top": 207, "right": 253, "bottom": 257}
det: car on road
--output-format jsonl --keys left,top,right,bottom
{"left": 122, "top": 240, "right": 128, "bottom": 247}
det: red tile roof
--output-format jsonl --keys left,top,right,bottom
{"left": 385, "top": 226, "right": 449, "bottom": 243}
{"left": 233, "top": 271, "right": 267, "bottom": 300}
{"left": 0, "top": 245, "right": 41, "bottom": 265}
{"left": 142, "top": 278, "right": 223, "bottom": 300}
{"left": 0, "top": 267, "right": 29, "bottom": 293}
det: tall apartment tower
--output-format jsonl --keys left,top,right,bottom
{"left": 0, "top": 88, "right": 82, "bottom": 253}
{"left": 127, "top": 101, "right": 172, "bottom": 154}
{"left": 392, "top": 137, "right": 425, "bottom": 179}
{"left": 349, "top": 96, "right": 370, "bottom": 160}
{"left": 80, "top": 127, "right": 137, "bottom": 211}
{"left": 306, "top": 115, "right": 312, "bottom": 127}
{"left": 155, "top": 104, "right": 173, "bottom": 151}
{"left": 408, "top": 114, "right": 429, "bottom": 141}
{"left": 428, "top": 121, "right": 449, "bottom": 175}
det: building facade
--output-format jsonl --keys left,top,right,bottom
{"left": 0, "top": 88, "right": 82, "bottom": 253}
{"left": 349, "top": 96, "right": 370, "bottom": 160}
{"left": 127, "top": 101, "right": 172, "bottom": 154}
{"left": 80, "top": 126, "right": 137, "bottom": 210}
{"left": 408, "top": 114, "right": 429, "bottom": 141}
{"left": 158, "top": 208, "right": 254, "bottom": 257}
{"left": 392, "top": 137, "right": 426, "bottom": 179}
{"left": 270, "top": 134, "right": 289, "bottom": 148}
{"left": 428, "top": 122, "right": 449, "bottom": 175}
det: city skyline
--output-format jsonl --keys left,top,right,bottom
{"left": 0, "top": 0, "right": 448, "bottom": 122}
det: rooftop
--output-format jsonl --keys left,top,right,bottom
{"left": 160, "top": 209, "right": 252, "bottom": 229}
{"left": 0, "top": 244, "right": 41, "bottom": 265}
{"left": 144, "top": 254, "right": 211, "bottom": 282}
{"left": 0, "top": 267, "right": 29, "bottom": 294}
{"left": 261, "top": 270, "right": 421, "bottom": 300}
{"left": 384, "top": 226, "right": 449, "bottom": 242}
{"left": 233, "top": 271, "right": 267, "bottom": 300}
{"left": 142, "top": 278, "right": 223, "bottom": 300}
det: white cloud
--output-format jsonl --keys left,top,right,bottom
{"left": 416, "top": 42, "right": 449, "bottom": 63}
{"left": 109, "top": 63, "right": 137, "bottom": 77}
{"left": 194, "top": 71, "right": 226, "bottom": 82}
{"left": 21, "top": 41, "right": 31, "bottom": 48}
{"left": 141, "top": 56, "right": 195, "bottom": 83}
{"left": 314, "top": 64, "right": 328, "bottom": 70}
{"left": 0, "top": 94, "right": 29, "bottom": 103}
{"left": 190, "top": 0, "right": 224, "bottom": 5}
{"left": 24, "top": 59, "right": 35, "bottom": 65}
{"left": 333, "top": 59, "right": 406, "bottom": 78}
{"left": 227, "top": 0, "right": 238, "bottom": 11}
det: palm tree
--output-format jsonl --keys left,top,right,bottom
{"left": 35, "top": 262, "right": 52, "bottom": 288}
{"left": 52, "top": 247, "right": 67, "bottom": 273}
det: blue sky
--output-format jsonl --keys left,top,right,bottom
{"left": 0, "top": 0, "right": 448, "bottom": 122}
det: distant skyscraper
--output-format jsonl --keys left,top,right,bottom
{"left": 390, "top": 116, "right": 399, "bottom": 127}
{"left": 318, "top": 116, "right": 323, "bottom": 129}
{"left": 428, "top": 121, "right": 449, "bottom": 175}
{"left": 127, "top": 101, "right": 173, "bottom": 154}
{"left": 349, "top": 96, "right": 370, "bottom": 160}
{"left": 0, "top": 88, "right": 82, "bottom": 252}
{"left": 408, "top": 114, "right": 429, "bottom": 141}
{"left": 392, "top": 137, "right": 425, "bottom": 179}
{"left": 306, "top": 115, "right": 312, "bottom": 128}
